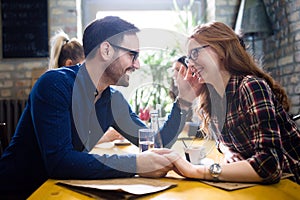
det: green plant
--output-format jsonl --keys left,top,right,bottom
{"left": 142, "top": 48, "right": 177, "bottom": 83}
{"left": 129, "top": 0, "right": 205, "bottom": 117}
{"left": 130, "top": 82, "right": 173, "bottom": 118}
{"left": 129, "top": 48, "right": 177, "bottom": 117}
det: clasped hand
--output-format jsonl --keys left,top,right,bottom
{"left": 136, "top": 150, "right": 174, "bottom": 178}
{"left": 137, "top": 148, "right": 200, "bottom": 179}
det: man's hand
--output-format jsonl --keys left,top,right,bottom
{"left": 97, "top": 127, "right": 124, "bottom": 144}
{"left": 136, "top": 150, "right": 173, "bottom": 178}
{"left": 151, "top": 148, "right": 201, "bottom": 178}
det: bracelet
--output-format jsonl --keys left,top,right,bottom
{"left": 175, "top": 97, "right": 193, "bottom": 108}
{"left": 203, "top": 165, "right": 206, "bottom": 180}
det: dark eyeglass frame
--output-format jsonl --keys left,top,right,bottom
{"left": 110, "top": 43, "right": 139, "bottom": 62}
{"left": 188, "top": 45, "right": 209, "bottom": 62}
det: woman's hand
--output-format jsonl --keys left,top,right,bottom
{"left": 151, "top": 148, "right": 202, "bottom": 179}
{"left": 137, "top": 150, "right": 173, "bottom": 178}
{"left": 176, "top": 66, "right": 203, "bottom": 102}
{"left": 185, "top": 66, "right": 205, "bottom": 97}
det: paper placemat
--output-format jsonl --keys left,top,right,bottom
{"left": 57, "top": 177, "right": 177, "bottom": 199}
{"left": 200, "top": 180, "right": 257, "bottom": 190}
{"left": 200, "top": 173, "right": 294, "bottom": 191}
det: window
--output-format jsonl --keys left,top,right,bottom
{"left": 96, "top": 10, "right": 184, "bottom": 32}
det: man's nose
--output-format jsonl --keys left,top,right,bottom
{"left": 133, "top": 59, "right": 140, "bottom": 69}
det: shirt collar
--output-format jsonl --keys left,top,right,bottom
{"left": 225, "top": 75, "right": 242, "bottom": 102}
{"left": 77, "top": 63, "right": 111, "bottom": 103}
{"left": 77, "top": 63, "right": 97, "bottom": 102}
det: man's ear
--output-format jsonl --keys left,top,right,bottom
{"left": 99, "top": 41, "right": 113, "bottom": 61}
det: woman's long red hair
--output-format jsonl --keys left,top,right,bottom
{"left": 190, "top": 22, "right": 290, "bottom": 133}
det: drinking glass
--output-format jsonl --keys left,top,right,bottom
{"left": 138, "top": 128, "right": 155, "bottom": 152}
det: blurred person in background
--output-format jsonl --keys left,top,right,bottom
{"left": 48, "top": 29, "right": 85, "bottom": 69}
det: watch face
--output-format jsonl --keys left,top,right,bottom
{"left": 209, "top": 163, "right": 222, "bottom": 177}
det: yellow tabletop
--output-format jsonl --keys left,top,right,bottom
{"left": 28, "top": 136, "right": 300, "bottom": 200}
{"left": 28, "top": 176, "right": 300, "bottom": 200}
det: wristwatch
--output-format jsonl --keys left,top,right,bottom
{"left": 209, "top": 163, "right": 222, "bottom": 181}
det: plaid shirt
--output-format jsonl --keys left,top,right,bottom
{"left": 218, "top": 75, "right": 300, "bottom": 184}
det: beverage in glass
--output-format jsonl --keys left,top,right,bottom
{"left": 138, "top": 128, "right": 155, "bottom": 152}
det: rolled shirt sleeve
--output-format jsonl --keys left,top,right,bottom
{"left": 239, "top": 77, "right": 283, "bottom": 183}
{"left": 223, "top": 76, "right": 285, "bottom": 183}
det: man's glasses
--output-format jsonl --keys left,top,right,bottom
{"left": 110, "top": 43, "right": 139, "bottom": 62}
{"left": 188, "top": 45, "right": 209, "bottom": 62}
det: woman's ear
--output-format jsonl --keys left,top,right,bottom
{"left": 64, "top": 59, "right": 73, "bottom": 66}
{"left": 100, "top": 41, "right": 113, "bottom": 61}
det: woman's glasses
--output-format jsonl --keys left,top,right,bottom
{"left": 110, "top": 43, "right": 139, "bottom": 62}
{"left": 188, "top": 45, "right": 209, "bottom": 62}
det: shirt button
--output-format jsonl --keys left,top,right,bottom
{"left": 89, "top": 130, "right": 91, "bottom": 134}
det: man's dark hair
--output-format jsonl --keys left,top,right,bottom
{"left": 83, "top": 16, "right": 140, "bottom": 58}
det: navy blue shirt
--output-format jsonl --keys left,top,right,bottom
{"left": 0, "top": 64, "right": 186, "bottom": 198}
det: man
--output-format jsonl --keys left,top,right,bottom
{"left": 0, "top": 16, "right": 196, "bottom": 199}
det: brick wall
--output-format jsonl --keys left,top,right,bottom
{"left": 263, "top": 0, "right": 300, "bottom": 116}
{"left": 207, "top": 0, "right": 240, "bottom": 27}
{"left": 0, "top": 0, "right": 78, "bottom": 100}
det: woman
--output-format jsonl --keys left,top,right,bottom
{"left": 157, "top": 21, "right": 300, "bottom": 184}
{"left": 48, "top": 29, "right": 85, "bottom": 69}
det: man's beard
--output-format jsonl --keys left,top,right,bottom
{"left": 105, "top": 61, "right": 130, "bottom": 87}
{"left": 116, "top": 74, "right": 129, "bottom": 87}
